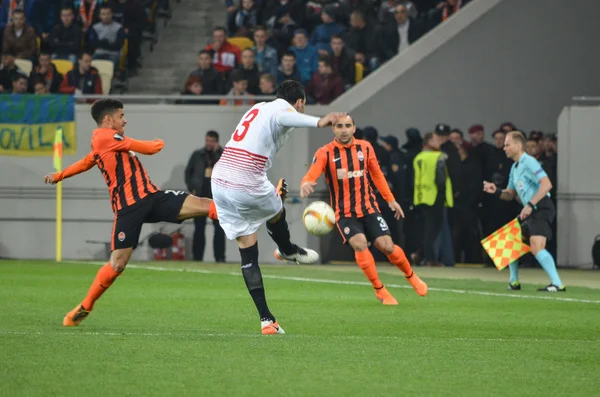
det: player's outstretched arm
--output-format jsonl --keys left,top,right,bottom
{"left": 128, "top": 138, "right": 164, "bottom": 155}
{"left": 275, "top": 111, "right": 347, "bottom": 128}
{"left": 44, "top": 152, "right": 96, "bottom": 185}
{"left": 300, "top": 149, "right": 327, "bottom": 198}
{"left": 483, "top": 181, "right": 516, "bottom": 201}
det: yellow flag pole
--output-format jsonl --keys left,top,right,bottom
{"left": 54, "top": 127, "right": 64, "bottom": 263}
{"left": 56, "top": 179, "right": 62, "bottom": 262}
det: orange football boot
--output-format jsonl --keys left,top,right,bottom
{"left": 63, "top": 305, "right": 91, "bottom": 327}
{"left": 375, "top": 286, "right": 398, "bottom": 305}
{"left": 261, "top": 320, "right": 285, "bottom": 335}
{"left": 406, "top": 272, "right": 428, "bottom": 297}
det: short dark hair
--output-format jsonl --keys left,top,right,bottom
{"left": 319, "top": 55, "right": 332, "bottom": 68}
{"left": 254, "top": 25, "right": 267, "bottom": 34}
{"left": 91, "top": 99, "right": 124, "bottom": 125}
{"left": 282, "top": 50, "right": 296, "bottom": 59}
{"left": 99, "top": 4, "right": 112, "bottom": 11}
{"left": 61, "top": 6, "right": 74, "bottom": 13}
{"left": 213, "top": 26, "right": 227, "bottom": 34}
{"left": 198, "top": 49, "right": 211, "bottom": 57}
{"left": 79, "top": 52, "right": 93, "bottom": 60}
{"left": 12, "top": 73, "right": 27, "bottom": 83}
{"left": 450, "top": 128, "right": 463, "bottom": 138}
{"left": 330, "top": 35, "right": 344, "bottom": 42}
{"left": 276, "top": 80, "right": 306, "bottom": 105}
{"left": 230, "top": 69, "right": 247, "bottom": 83}
{"left": 39, "top": 50, "right": 51, "bottom": 58}
{"left": 206, "top": 130, "right": 219, "bottom": 140}
{"left": 11, "top": 9, "right": 25, "bottom": 16}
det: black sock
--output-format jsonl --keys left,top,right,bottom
{"left": 266, "top": 208, "right": 296, "bottom": 255}
{"left": 240, "top": 243, "right": 274, "bottom": 322}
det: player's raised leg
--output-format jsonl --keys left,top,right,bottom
{"left": 63, "top": 247, "right": 132, "bottom": 326}
{"left": 237, "top": 233, "right": 285, "bottom": 335}
{"left": 177, "top": 195, "right": 218, "bottom": 221}
{"left": 373, "top": 235, "right": 428, "bottom": 297}
{"left": 347, "top": 233, "right": 398, "bottom": 305}
{"left": 270, "top": 178, "right": 319, "bottom": 264}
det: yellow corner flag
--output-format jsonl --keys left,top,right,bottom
{"left": 481, "top": 218, "right": 530, "bottom": 270}
{"left": 54, "top": 128, "right": 63, "bottom": 262}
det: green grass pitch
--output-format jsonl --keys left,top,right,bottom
{"left": 1, "top": 260, "right": 599, "bottom": 397}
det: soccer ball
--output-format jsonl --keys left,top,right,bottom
{"left": 303, "top": 201, "right": 336, "bottom": 236}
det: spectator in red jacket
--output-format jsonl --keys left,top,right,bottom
{"left": 204, "top": 26, "right": 241, "bottom": 76}
{"left": 306, "top": 56, "right": 344, "bottom": 105}
{"left": 59, "top": 52, "right": 103, "bottom": 95}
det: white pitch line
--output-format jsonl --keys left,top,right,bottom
{"left": 64, "top": 261, "right": 600, "bottom": 305}
{"left": 0, "top": 331, "right": 597, "bottom": 344}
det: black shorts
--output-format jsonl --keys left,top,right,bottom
{"left": 112, "top": 190, "right": 189, "bottom": 250}
{"left": 336, "top": 213, "right": 391, "bottom": 244}
{"left": 520, "top": 197, "right": 555, "bottom": 240}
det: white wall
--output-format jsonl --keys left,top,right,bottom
{"left": 0, "top": 104, "right": 323, "bottom": 262}
{"left": 557, "top": 105, "right": 600, "bottom": 267}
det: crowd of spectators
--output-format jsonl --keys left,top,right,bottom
{"left": 0, "top": 0, "right": 159, "bottom": 95}
{"left": 184, "top": 0, "right": 472, "bottom": 105}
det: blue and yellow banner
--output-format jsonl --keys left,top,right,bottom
{"left": 0, "top": 95, "right": 76, "bottom": 156}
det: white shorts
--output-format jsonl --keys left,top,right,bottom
{"left": 211, "top": 181, "right": 283, "bottom": 240}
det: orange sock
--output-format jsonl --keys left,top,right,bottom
{"left": 81, "top": 263, "right": 120, "bottom": 310}
{"left": 208, "top": 200, "right": 218, "bottom": 220}
{"left": 355, "top": 250, "right": 383, "bottom": 289}
{"left": 387, "top": 245, "right": 413, "bottom": 277}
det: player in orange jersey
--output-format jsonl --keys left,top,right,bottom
{"left": 300, "top": 115, "right": 428, "bottom": 304}
{"left": 44, "top": 99, "right": 219, "bottom": 326}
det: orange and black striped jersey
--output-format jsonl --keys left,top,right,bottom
{"left": 301, "top": 138, "right": 395, "bottom": 220}
{"left": 53, "top": 128, "right": 164, "bottom": 214}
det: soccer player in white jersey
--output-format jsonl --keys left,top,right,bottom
{"left": 211, "top": 80, "right": 345, "bottom": 335}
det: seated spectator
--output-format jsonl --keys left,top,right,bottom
{"left": 306, "top": 56, "right": 344, "bottom": 105}
{"left": 11, "top": 73, "right": 28, "bottom": 93}
{"left": 330, "top": 34, "right": 355, "bottom": 90}
{"left": 259, "top": 73, "right": 276, "bottom": 95}
{"left": 75, "top": 0, "right": 104, "bottom": 33}
{"left": 0, "top": 52, "right": 23, "bottom": 92}
{"left": 49, "top": 6, "right": 82, "bottom": 64}
{"left": 204, "top": 26, "right": 241, "bottom": 76}
{"left": 189, "top": 50, "right": 224, "bottom": 95}
{"left": 227, "top": 48, "right": 260, "bottom": 94}
{"left": 252, "top": 25, "right": 278, "bottom": 76}
{"left": 230, "top": 0, "right": 258, "bottom": 38}
{"left": 32, "top": 76, "right": 49, "bottom": 94}
{"left": 220, "top": 69, "right": 255, "bottom": 106}
{"left": 289, "top": 28, "right": 318, "bottom": 85}
{"left": 378, "top": 0, "right": 417, "bottom": 21}
{"left": 29, "top": 51, "right": 63, "bottom": 93}
{"left": 88, "top": 5, "right": 126, "bottom": 72}
{"left": 0, "top": 0, "right": 36, "bottom": 45}
{"left": 177, "top": 75, "right": 212, "bottom": 105}
{"left": 381, "top": 4, "right": 424, "bottom": 60}
{"left": 112, "top": 0, "right": 147, "bottom": 73}
{"left": 310, "top": 6, "right": 344, "bottom": 55}
{"left": 31, "top": 0, "right": 62, "bottom": 51}
{"left": 59, "top": 52, "right": 103, "bottom": 95}
{"left": 260, "top": 0, "right": 304, "bottom": 55}
{"left": 2, "top": 9, "right": 37, "bottom": 61}
{"left": 275, "top": 50, "right": 301, "bottom": 85}
{"left": 347, "top": 10, "right": 380, "bottom": 72}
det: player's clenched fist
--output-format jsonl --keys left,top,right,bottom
{"left": 300, "top": 181, "right": 316, "bottom": 198}
{"left": 44, "top": 174, "right": 56, "bottom": 185}
{"left": 483, "top": 181, "right": 496, "bottom": 194}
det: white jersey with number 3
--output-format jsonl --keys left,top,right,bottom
{"left": 212, "top": 98, "right": 317, "bottom": 194}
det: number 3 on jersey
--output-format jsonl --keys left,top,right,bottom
{"left": 233, "top": 109, "right": 259, "bottom": 142}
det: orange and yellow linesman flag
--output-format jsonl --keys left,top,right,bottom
{"left": 481, "top": 218, "right": 530, "bottom": 270}
{"left": 53, "top": 127, "right": 63, "bottom": 171}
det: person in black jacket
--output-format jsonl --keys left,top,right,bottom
{"left": 49, "top": 6, "right": 82, "bottom": 64}
{"left": 330, "top": 34, "right": 356, "bottom": 90}
{"left": 380, "top": 135, "right": 409, "bottom": 249}
{"left": 185, "top": 130, "right": 226, "bottom": 262}
{"left": 190, "top": 50, "right": 225, "bottom": 96}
